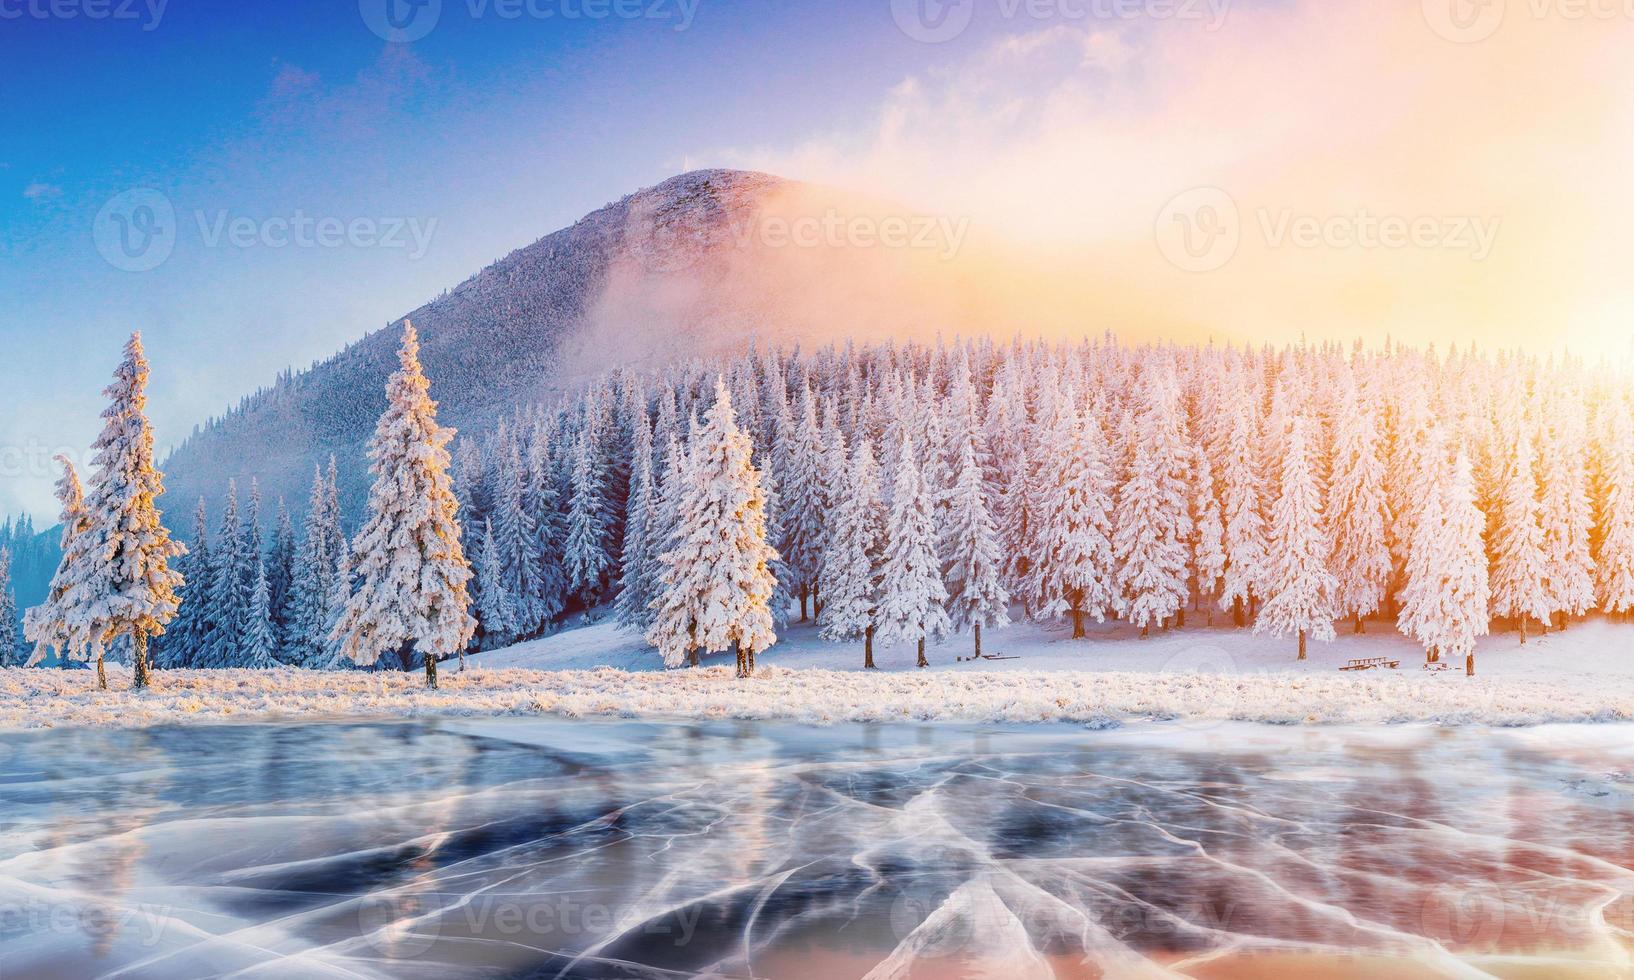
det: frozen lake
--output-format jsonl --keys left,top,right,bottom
{"left": 2, "top": 718, "right": 1633, "bottom": 979}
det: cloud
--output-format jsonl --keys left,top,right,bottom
{"left": 727, "top": 5, "right": 1634, "bottom": 358}
{"left": 22, "top": 183, "right": 62, "bottom": 202}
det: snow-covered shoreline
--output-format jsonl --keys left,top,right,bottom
{"left": 3, "top": 658, "right": 1632, "bottom": 732}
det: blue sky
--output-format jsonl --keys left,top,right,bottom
{"left": 0, "top": 0, "right": 978, "bottom": 516}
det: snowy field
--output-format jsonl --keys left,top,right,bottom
{"left": 2, "top": 614, "right": 1631, "bottom": 731}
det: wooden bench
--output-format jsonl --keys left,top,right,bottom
{"left": 1340, "top": 657, "right": 1400, "bottom": 671}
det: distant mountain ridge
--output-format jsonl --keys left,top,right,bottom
{"left": 161, "top": 168, "right": 981, "bottom": 526}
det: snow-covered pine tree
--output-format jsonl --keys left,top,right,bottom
{"left": 155, "top": 498, "right": 211, "bottom": 668}
{"left": 820, "top": 434, "right": 886, "bottom": 666}
{"left": 875, "top": 434, "right": 951, "bottom": 668}
{"left": 316, "top": 540, "right": 353, "bottom": 671}
{"left": 1597, "top": 399, "right": 1634, "bottom": 615}
{"left": 941, "top": 427, "right": 1009, "bottom": 657}
{"left": 23, "top": 456, "right": 90, "bottom": 667}
{"left": 1113, "top": 372, "right": 1193, "bottom": 636}
{"left": 524, "top": 413, "right": 568, "bottom": 629}
{"left": 475, "top": 519, "right": 516, "bottom": 653}
{"left": 55, "top": 333, "right": 185, "bottom": 688}
{"left": 0, "top": 548, "right": 18, "bottom": 667}
{"left": 331, "top": 322, "right": 475, "bottom": 688}
{"left": 646, "top": 379, "right": 778, "bottom": 677}
{"left": 266, "top": 497, "right": 296, "bottom": 644}
{"left": 197, "top": 481, "right": 250, "bottom": 669}
{"left": 1216, "top": 368, "right": 1268, "bottom": 625}
{"left": 1540, "top": 394, "right": 1596, "bottom": 629}
{"left": 563, "top": 425, "right": 612, "bottom": 615}
{"left": 1253, "top": 415, "right": 1336, "bottom": 659}
{"left": 285, "top": 465, "right": 339, "bottom": 664}
{"left": 1191, "top": 439, "right": 1227, "bottom": 621}
{"left": 1033, "top": 405, "right": 1115, "bottom": 638}
{"left": 1489, "top": 429, "right": 1551, "bottom": 642}
{"left": 778, "top": 386, "right": 829, "bottom": 620}
{"left": 1442, "top": 449, "right": 1491, "bottom": 675}
{"left": 241, "top": 556, "right": 279, "bottom": 669}
{"left": 614, "top": 408, "right": 662, "bottom": 634}
{"left": 1327, "top": 368, "right": 1393, "bottom": 633}
{"left": 491, "top": 438, "right": 547, "bottom": 637}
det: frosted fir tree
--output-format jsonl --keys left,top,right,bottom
{"left": 1253, "top": 416, "right": 1336, "bottom": 659}
{"left": 331, "top": 322, "right": 475, "bottom": 688}
{"left": 475, "top": 520, "right": 517, "bottom": 653}
{"left": 1033, "top": 406, "right": 1116, "bottom": 638}
{"left": 55, "top": 333, "right": 186, "bottom": 689}
{"left": 24, "top": 456, "right": 91, "bottom": 667}
{"left": 1217, "top": 373, "right": 1268, "bottom": 625}
{"left": 198, "top": 481, "right": 250, "bottom": 669}
{"left": 1489, "top": 429, "right": 1551, "bottom": 642}
{"left": 646, "top": 379, "right": 779, "bottom": 677}
{"left": 1191, "top": 441, "right": 1227, "bottom": 620}
{"left": 241, "top": 557, "right": 280, "bottom": 670}
{"left": 0, "top": 548, "right": 18, "bottom": 667}
{"left": 1113, "top": 374, "right": 1193, "bottom": 636}
{"left": 1540, "top": 397, "right": 1596, "bottom": 628}
{"left": 524, "top": 415, "right": 568, "bottom": 628}
{"left": 286, "top": 464, "right": 341, "bottom": 664}
{"left": 614, "top": 410, "right": 662, "bottom": 634}
{"left": 490, "top": 439, "right": 547, "bottom": 636}
{"left": 563, "top": 426, "right": 612, "bottom": 614}
{"left": 778, "top": 387, "right": 829, "bottom": 620}
{"left": 820, "top": 434, "right": 886, "bottom": 667}
{"left": 1596, "top": 401, "right": 1634, "bottom": 615}
{"left": 155, "top": 498, "right": 211, "bottom": 668}
{"left": 1398, "top": 442, "right": 1490, "bottom": 670}
{"left": 266, "top": 498, "right": 297, "bottom": 638}
{"left": 1327, "top": 371, "right": 1393, "bottom": 633}
{"left": 876, "top": 434, "right": 952, "bottom": 668}
{"left": 941, "top": 428, "right": 1009, "bottom": 657}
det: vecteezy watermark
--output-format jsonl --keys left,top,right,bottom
{"left": 628, "top": 206, "right": 972, "bottom": 275}
{"left": 891, "top": 0, "right": 1230, "bottom": 44}
{"left": 93, "top": 188, "right": 439, "bottom": 271}
{"left": 1422, "top": 0, "right": 1634, "bottom": 42}
{"left": 0, "top": 897, "right": 173, "bottom": 948}
{"left": 357, "top": 892, "right": 704, "bottom": 957}
{"left": 358, "top": 0, "right": 698, "bottom": 42}
{"left": 0, "top": 441, "right": 90, "bottom": 480}
{"left": 1155, "top": 187, "right": 1502, "bottom": 272}
{"left": 0, "top": 0, "right": 167, "bottom": 30}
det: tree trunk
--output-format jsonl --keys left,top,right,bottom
{"left": 1231, "top": 597, "right": 1244, "bottom": 628}
{"left": 689, "top": 646, "right": 700, "bottom": 668}
{"left": 733, "top": 640, "right": 747, "bottom": 679}
{"left": 1428, "top": 646, "right": 1440, "bottom": 664}
{"left": 916, "top": 638, "right": 928, "bottom": 669}
{"left": 96, "top": 651, "right": 108, "bottom": 691}
{"left": 812, "top": 583, "right": 822, "bottom": 620}
{"left": 1175, "top": 608, "right": 1185, "bottom": 629}
{"left": 1354, "top": 614, "right": 1364, "bottom": 635}
{"left": 1466, "top": 652, "right": 1475, "bottom": 677}
{"left": 1071, "top": 605, "right": 1084, "bottom": 639}
{"left": 864, "top": 625, "right": 877, "bottom": 670}
{"left": 972, "top": 623, "right": 982, "bottom": 660}
{"left": 747, "top": 648, "right": 756, "bottom": 676}
{"left": 132, "top": 632, "right": 151, "bottom": 690}
{"left": 799, "top": 590, "right": 809, "bottom": 623}
{"left": 1519, "top": 617, "right": 1528, "bottom": 645}
{"left": 1297, "top": 630, "right": 1307, "bottom": 661}
{"left": 425, "top": 650, "right": 438, "bottom": 689}
{"left": 458, "top": 648, "right": 467, "bottom": 672}
{"left": 1140, "top": 624, "right": 1150, "bottom": 639}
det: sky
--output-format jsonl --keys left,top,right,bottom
{"left": 3, "top": 0, "right": 1633, "bottom": 518}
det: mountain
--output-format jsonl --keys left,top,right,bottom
{"left": 160, "top": 168, "right": 986, "bottom": 525}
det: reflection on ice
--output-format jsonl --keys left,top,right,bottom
{"left": 1, "top": 720, "right": 1632, "bottom": 978}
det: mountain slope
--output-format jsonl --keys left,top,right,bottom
{"left": 160, "top": 168, "right": 981, "bottom": 523}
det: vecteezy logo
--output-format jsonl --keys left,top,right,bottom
{"left": 359, "top": 0, "right": 442, "bottom": 42}
{"left": 1154, "top": 186, "right": 1240, "bottom": 273}
{"left": 1422, "top": 0, "right": 1505, "bottom": 42}
{"left": 891, "top": 0, "right": 975, "bottom": 43}
{"left": 93, "top": 188, "right": 176, "bottom": 272}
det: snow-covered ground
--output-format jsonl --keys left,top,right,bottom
{"left": 2, "top": 614, "right": 1631, "bottom": 731}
